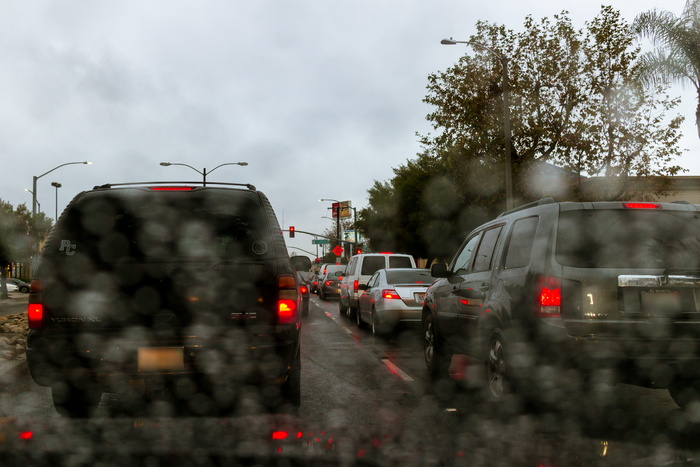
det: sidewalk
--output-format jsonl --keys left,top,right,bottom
{"left": 0, "top": 293, "right": 28, "bottom": 378}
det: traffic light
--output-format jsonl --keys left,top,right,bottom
{"left": 355, "top": 248, "right": 362, "bottom": 255}
{"left": 289, "top": 226, "right": 295, "bottom": 238}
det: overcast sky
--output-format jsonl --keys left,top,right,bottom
{"left": 2, "top": 1, "right": 698, "bottom": 258}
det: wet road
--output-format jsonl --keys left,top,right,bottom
{"left": 1, "top": 295, "right": 699, "bottom": 464}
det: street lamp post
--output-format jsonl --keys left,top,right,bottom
{"left": 24, "top": 189, "right": 40, "bottom": 213}
{"left": 51, "top": 182, "right": 62, "bottom": 220}
{"left": 32, "top": 161, "right": 91, "bottom": 216}
{"left": 441, "top": 37, "right": 513, "bottom": 211}
{"left": 159, "top": 162, "right": 249, "bottom": 186}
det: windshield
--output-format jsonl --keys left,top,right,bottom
{"left": 5, "top": 2, "right": 700, "bottom": 466}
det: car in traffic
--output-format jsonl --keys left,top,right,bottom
{"left": 339, "top": 253, "right": 416, "bottom": 318}
{"left": 357, "top": 268, "right": 433, "bottom": 334}
{"left": 2, "top": 281, "right": 18, "bottom": 293}
{"left": 423, "top": 199, "right": 700, "bottom": 409}
{"left": 6, "top": 278, "right": 30, "bottom": 293}
{"left": 297, "top": 271, "right": 310, "bottom": 317}
{"left": 316, "top": 263, "right": 345, "bottom": 300}
{"left": 26, "top": 181, "right": 302, "bottom": 417}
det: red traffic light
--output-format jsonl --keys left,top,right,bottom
{"left": 355, "top": 248, "right": 362, "bottom": 255}
{"left": 289, "top": 226, "right": 295, "bottom": 238}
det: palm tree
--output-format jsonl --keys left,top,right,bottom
{"left": 633, "top": 0, "right": 700, "bottom": 138}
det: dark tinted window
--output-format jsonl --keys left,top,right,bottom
{"left": 556, "top": 209, "right": 700, "bottom": 268}
{"left": 385, "top": 269, "right": 432, "bottom": 284}
{"left": 452, "top": 235, "right": 480, "bottom": 274}
{"left": 473, "top": 226, "right": 503, "bottom": 272}
{"left": 361, "top": 256, "right": 386, "bottom": 275}
{"left": 51, "top": 189, "right": 275, "bottom": 262}
{"left": 389, "top": 256, "right": 413, "bottom": 268}
{"left": 504, "top": 217, "right": 539, "bottom": 269}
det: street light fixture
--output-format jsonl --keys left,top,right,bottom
{"left": 32, "top": 161, "right": 91, "bottom": 216}
{"left": 441, "top": 37, "right": 513, "bottom": 211}
{"left": 24, "top": 189, "right": 40, "bottom": 213}
{"left": 159, "top": 162, "right": 249, "bottom": 186}
{"left": 51, "top": 182, "right": 62, "bottom": 220}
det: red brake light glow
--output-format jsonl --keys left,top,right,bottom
{"left": 149, "top": 186, "right": 194, "bottom": 191}
{"left": 353, "top": 280, "right": 359, "bottom": 292}
{"left": 277, "top": 274, "right": 299, "bottom": 324}
{"left": 28, "top": 303, "right": 43, "bottom": 329}
{"left": 382, "top": 289, "right": 401, "bottom": 300}
{"left": 623, "top": 202, "right": 660, "bottom": 209}
{"left": 537, "top": 276, "right": 561, "bottom": 317}
{"left": 300, "top": 285, "right": 308, "bottom": 294}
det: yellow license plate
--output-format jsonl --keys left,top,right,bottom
{"left": 137, "top": 347, "right": 185, "bottom": 372}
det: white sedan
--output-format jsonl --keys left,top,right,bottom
{"left": 357, "top": 268, "right": 433, "bottom": 334}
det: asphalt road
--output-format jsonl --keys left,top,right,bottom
{"left": 1, "top": 295, "right": 699, "bottom": 464}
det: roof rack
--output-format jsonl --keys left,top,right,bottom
{"left": 92, "top": 181, "right": 257, "bottom": 191}
{"left": 497, "top": 197, "right": 556, "bottom": 218}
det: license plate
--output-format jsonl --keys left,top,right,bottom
{"left": 414, "top": 292, "right": 426, "bottom": 302}
{"left": 138, "top": 347, "right": 185, "bottom": 372}
{"left": 641, "top": 290, "right": 682, "bottom": 313}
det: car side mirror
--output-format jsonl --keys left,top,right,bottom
{"left": 358, "top": 284, "right": 368, "bottom": 291}
{"left": 431, "top": 262, "right": 450, "bottom": 278}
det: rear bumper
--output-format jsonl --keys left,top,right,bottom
{"left": 27, "top": 330, "right": 299, "bottom": 390}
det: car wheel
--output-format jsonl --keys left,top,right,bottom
{"left": 339, "top": 296, "right": 347, "bottom": 315}
{"left": 668, "top": 375, "right": 700, "bottom": 409}
{"left": 319, "top": 289, "right": 325, "bottom": 300}
{"left": 52, "top": 384, "right": 102, "bottom": 418}
{"left": 485, "top": 330, "right": 507, "bottom": 401}
{"left": 280, "top": 348, "right": 301, "bottom": 411}
{"left": 20, "top": 286, "right": 29, "bottom": 293}
{"left": 371, "top": 308, "right": 378, "bottom": 335}
{"left": 356, "top": 306, "right": 367, "bottom": 329}
{"left": 347, "top": 302, "right": 357, "bottom": 320}
{"left": 423, "top": 313, "right": 450, "bottom": 379}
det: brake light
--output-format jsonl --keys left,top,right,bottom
{"left": 337, "top": 276, "right": 343, "bottom": 281}
{"left": 353, "top": 280, "right": 359, "bottom": 292}
{"left": 382, "top": 289, "right": 401, "bottom": 300}
{"left": 28, "top": 303, "right": 43, "bottom": 329}
{"left": 277, "top": 274, "right": 299, "bottom": 324}
{"left": 149, "top": 186, "right": 194, "bottom": 191}
{"left": 536, "top": 276, "right": 561, "bottom": 317}
{"left": 623, "top": 202, "right": 660, "bottom": 209}
{"left": 300, "top": 285, "right": 308, "bottom": 294}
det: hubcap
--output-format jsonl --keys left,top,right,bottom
{"left": 486, "top": 339, "right": 506, "bottom": 399}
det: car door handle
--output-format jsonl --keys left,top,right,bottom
{"left": 452, "top": 287, "right": 487, "bottom": 300}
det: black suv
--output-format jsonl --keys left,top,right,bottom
{"left": 423, "top": 199, "right": 700, "bottom": 409}
{"left": 27, "top": 182, "right": 301, "bottom": 416}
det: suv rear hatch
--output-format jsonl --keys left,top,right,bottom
{"left": 554, "top": 204, "right": 700, "bottom": 342}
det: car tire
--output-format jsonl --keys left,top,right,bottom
{"left": 347, "top": 302, "right": 357, "bottom": 320}
{"left": 423, "top": 313, "right": 450, "bottom": 380}
{"left": 356, "top": 306, "right": 367, "bottom": 329}
{"left": 52, "top": 383, "right": 102, "bottom": 418}
{"left": 339, "top": 296, "right": 347, "bottom": 315}
{"left": 20, "top": 286, "right": 29, "bottom": 293}
{"left": 668, "top": 375, "right": 700, "bottom": 409}
{"left": 319, "top": 289, "right": 325, "bottom": 301}
{"left": 280, "top": 348, "right": 301, "bottom": 411}
{"left": 485, "top": 330, "right": 507, "bottom": 401}
{"left": 371, "top": 308, "right": 378, "bottom": 335}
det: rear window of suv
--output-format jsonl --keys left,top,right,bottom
{"left": 52, "top": 189, "right": 276, "bottom": 262}
{"left": 556, "top": 209, "right": 700, "bottom": 268}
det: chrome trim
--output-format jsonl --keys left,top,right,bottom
{"left": 618, "top": 275, "right": 700, "bottom": 288}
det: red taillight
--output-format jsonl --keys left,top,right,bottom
{"left": 28, "top": 303, "right": 43, "bottom": 329}
{"left": 536, "top": 276, "right": 561, "bottom": 317}
{"left": 337, "top": 276, "right": 343, "bottom": 281}
{"left": 149, "top": 186, "right": 194, "bottom": 191}
{"left": 382, "top": 289, "right": 401, "bottom": 300}
{"left": 277, "top": 274, "right": 299, "bottom": 324}
{"left": 300, "top": 285, "right": 308, "bottom": 294}
{"left": 353, "top": 280, "right": 359, "bottom": 292}
{"left": 623, "top": 202, "right": 660, "bottom": 209}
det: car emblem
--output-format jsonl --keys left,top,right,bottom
{"left": 659, "top": 275, "right": 669, "bottom": 287}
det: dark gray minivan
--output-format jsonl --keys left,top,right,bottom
{"left": 27, "top": 182, "right": 301, "bottom": 417}
{"left": 423, "top": 199, "right": 700, "bottom": 409}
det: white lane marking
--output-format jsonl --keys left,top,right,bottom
{"left": 381, "top": 359, "right": 415, "bottom": 382}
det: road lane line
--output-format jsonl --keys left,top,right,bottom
{"left": 381, "top": 359, "right": 415, "bottom": 382}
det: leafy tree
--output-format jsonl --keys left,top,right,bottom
{"left": 0, "top": 201, "right": 52, "bottom": 299}
{"left": 360, "top": 7, "right": 685, "bottom": 260}
{"left": 634, "top": 0, "right": 700, "bottom": 138}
